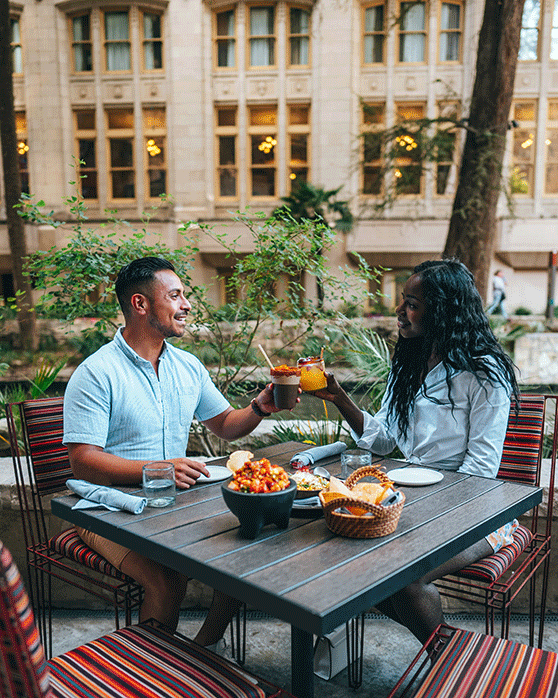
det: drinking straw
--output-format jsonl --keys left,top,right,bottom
{"left": 320, "top": 346, "right": 325, "bottom": 360}
{"left": 258, "top": 344, "right": 275, "bottom": 370}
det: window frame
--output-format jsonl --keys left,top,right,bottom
{"left": 288, "top": 5, "right": 311, "bottom": 68}
{"left": 287, "top": 103, "right": 310, "bottom": 191}
{"left": 143, "top": 106, "right": 167, "bottom": 200}
{"left": 214, "top": 7, "right": 237, "bottom": 69}
{"left": 105, "top": 107, "right": 136, "bottom": 201}
{"left": 10, "top": 15, "right": 23, "bottom": 75}
{"left": 397, "top": 0, "right": 427, "bottom": 64}
{"left": 362, "top": 2, "right": 386, "bottom": 65}
{"left": 393, "top": 102, "right": 426, "bottom": 196}
{"left": 69, "top": 12, "right": 93, "bottom": 73}
{"left": 248, "top": 104, "right": 278, "bottom": 198}
{"left": 247, "top": 4, "right": 276, "bottom": 69}
{"left": 215, "top": 106, "right": 239, "bottom": 200}
{"left": 141, "top": 10, "right": 164, "bottom": 72}
{"left": 74, "top": 109, "right": 98, "bottom": 201}
{"left": 510, "top": 101, "right": 536, "bottom": 197}
{"left": 361, "top": 102, "right": 385, "bottom": 197}
{"left": 433, "top": 101, "right": 459, "bottom": 197}
{"left": 438, "top": 0, "right": 462, "bottom": 64}
{"left": 102, "top": 8, "right": 132, "bottom": 73}
{"left": 519, "top": 0, "right": 540, "bottom": 61}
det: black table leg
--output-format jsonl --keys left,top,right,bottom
{"left": 291, "top": 626, "right": 314, "bottom": 698}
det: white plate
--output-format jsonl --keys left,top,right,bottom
{"left": 200, "top": 465, "right": 232, "bottom": 483}
{"left": 388, "top": 467, "right": 444, "bottom": 486}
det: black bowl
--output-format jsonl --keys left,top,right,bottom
{"left": 221, "top": 478, "right": 297, "bottom": 539}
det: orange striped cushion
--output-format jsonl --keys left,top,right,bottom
{"left": 454, "top": 524, "right": 533, "bottom": 582}
{"left": 48, "top": 621, "right": 265, "bottom": 698}
{"left": 48, "top": 528, "right": 130, "bottom": 581}
{"left": 497, "top": 395, "right": 545, "bottom": 485}
{"left": 0, "top": 542, "right": 52, "bottom": 698}
{"left": 22, "top": 397, "right": 70, "bottom": 496}
{"left": 414, "top": 627, "right": 558, "bottom": 698}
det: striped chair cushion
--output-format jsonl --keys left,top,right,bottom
{"left": 497, "top": 395, "right": 545, "bottom": 485}
{"left": 0, "top": 542, "right": 52, "bottom": 698}
{"left": 22, "top": 397, "right": 71, "bottom": 496}
{"left": 48, "top": 528, "right": 130, "bottom": 581}
{"left": 453, "top": 524, "right": 533, "bottom": 583}
{"left": 413, "top": 626, "right": 558, "bottom": 698}
{"left": 48, "top": 621, "right": 265, "bottom": 698}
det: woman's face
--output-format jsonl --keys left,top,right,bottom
{"left": 395, "top": 274, "right": 427, "bottom": 338}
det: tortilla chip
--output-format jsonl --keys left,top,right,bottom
{"left": 226, "top": 450, "right": 254, "bottom": 473}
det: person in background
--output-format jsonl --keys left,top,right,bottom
{"left": 486, "top": 269, "right": 508, "bottom": 319}
{"left": 63, "top": 256, "right": 292, "bottom": 650}
{"left": 311, "top": 259, "right": 519, "bottom": 644}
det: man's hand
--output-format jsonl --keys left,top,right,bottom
{"left": 168, "top": 458, "right": 211, "bottom": 489}
{"left": 256, "top": 382, "right": 302, "bottom": 414}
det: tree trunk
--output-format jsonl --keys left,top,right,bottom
{"left": 443, "top": 0, "right": 526, "bottom": 301}
{"left": 0, "top": 0, "right": 37, "bottom": 349}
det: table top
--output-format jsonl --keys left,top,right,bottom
{"left": 52, "top": 441, "right": 542, "bottom": 637}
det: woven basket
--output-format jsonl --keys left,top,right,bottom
{"left": 319, "top": 466, "right": 405, "bottom": 538}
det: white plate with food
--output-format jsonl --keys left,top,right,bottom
{"left": 388, "top": 467, "right": 444, "bottom": 487}
{"left": 292, "top": 470, "right": 330, "bottom": 499}
{"left": 200, "top": 465, "right": 232, "bottom": 483}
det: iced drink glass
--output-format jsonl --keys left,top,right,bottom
{"left": 297, "top": 356, "right": 327, "bottom": 391}
{"left": 271, "top": 365, "right": 301, "bottom": 409}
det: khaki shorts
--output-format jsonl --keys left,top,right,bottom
{"left": 76, "top": 527, "right": 131, "bottom": 570}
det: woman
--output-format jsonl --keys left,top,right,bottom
{"left": 313, "top": 259, "right": 519, "bottom": 644}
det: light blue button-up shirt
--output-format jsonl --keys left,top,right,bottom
{"left": 63, "top": 328, "right": 230, "bottom": 460}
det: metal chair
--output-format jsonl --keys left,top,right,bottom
{"left": 386, "top": 623, "right": 558, "bottom": 698}
{"left": 0, "top": 539, "right": 281, "bottom": 698}
{"left": 6, "top": 396, "right": 143, "bottom": 659}
{"left": 436, "top": 393, "right": 556, "bottom": 648}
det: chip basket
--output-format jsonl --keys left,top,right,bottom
{"left": 319, "top": 466, "right": 405, "bottom": 538}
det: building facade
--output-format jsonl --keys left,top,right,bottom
{"left": 2, "top": 0, "right": 558, "bottom": 313}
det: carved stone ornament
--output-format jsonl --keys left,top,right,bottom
{"left": 405, "top": 76, "right": 417, "bottom": 91}
{"left": 113, "top": 84, "right": 123, "bottom": 99}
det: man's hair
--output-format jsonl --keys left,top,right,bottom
{"left": 386, "top": 258, "right": 519, "bottom": 436}
{"left": 115, "top": 257, "right": 175, "bottom": 316}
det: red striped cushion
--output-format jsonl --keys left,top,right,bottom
{"left": 452, "top": 524, "right": 533, "bottom": 583}
{"left": 413, "top": 627, "right": 558, "bottom": 698}
{"left": 0, "top": 542, "right": 52, "bottom": 698}
{"left": 48, "top": 529, "right": 130, "bottom": 581}
{"left": 48, "top": 621, "right": 265, "bottom": 698}
{"left": 497, "top": 395, "right": 545, "bottom": 485}
{"left": 22, "top": 397, "right": 71, "bottom": 496}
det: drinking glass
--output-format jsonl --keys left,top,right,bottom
{"left": 340, "top": 450, "right": 372, "bottom": 479}
{"left": 142, "top": 461, "right": 176, "bottom": 507}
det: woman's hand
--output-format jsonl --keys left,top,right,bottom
{"left": 310, "top": 372, "right": 344, "bottom": 403}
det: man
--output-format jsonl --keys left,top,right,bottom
{"left": 63, "top": 256, "right": 287, "bottom": 649}
{"left": 486, "top": 269, "right": 508, "bottom": 319}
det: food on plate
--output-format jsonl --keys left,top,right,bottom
{"left": 228, "top": 458, "right": 291, "bottom": 493}
{"left": 226, "top": 450, "right": 254, "bottom": 473}
{"left": 292, "top": 470, "right": 329, "bottom": 492}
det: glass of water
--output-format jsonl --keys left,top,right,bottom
{"left": 142, "top": 461, "right": 176, "bottom": 507}
{"left": 340, "top": 450, "right": 372, "bottom": 479}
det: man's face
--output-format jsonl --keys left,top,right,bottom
{"left": 144, "top": 269, "right": 192, "bottom": 338}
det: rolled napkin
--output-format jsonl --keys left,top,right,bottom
{"left": 66, "top": 479, "right": 147, "bottom": 514}
{"left": 290, "top": 441, "right": 348, "bottom": 469}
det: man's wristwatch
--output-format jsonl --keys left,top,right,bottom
{"left": 251, "top": 398, "right": 272, "bottom": 418}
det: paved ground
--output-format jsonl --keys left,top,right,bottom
{"left": 51, "top": 610, "right": 558, "bottom": 698}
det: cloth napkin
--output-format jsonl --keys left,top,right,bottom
{"left": 66, "top": 479, "right": 147, "bottom": 514}
{"left": 290, "top": 441, "right": 348, "bottom": 469}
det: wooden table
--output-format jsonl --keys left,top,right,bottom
{"left": 52, "top": 442, "right": 542, "bottom": 698}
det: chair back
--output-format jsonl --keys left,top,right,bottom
{"left": 497, "top": 394, "right": 545, "bottom": 486}
{"left": 0, "top": 541, "right": 51, "bottom": 698}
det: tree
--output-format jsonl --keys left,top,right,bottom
{"left": 0, "top": 0, "right": 37, "bottom": 349}
{"left": 443, "top": 0, "right": 526, "bottom": 300}
{"left": 272, "top": 182, "right": 354, "bottom": 307}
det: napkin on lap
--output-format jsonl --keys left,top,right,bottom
{"left": 290, "top": 441, "right": 348, "bottom": 469}
{"left": 66, "top": 479, "right": 147, "bottom": 514}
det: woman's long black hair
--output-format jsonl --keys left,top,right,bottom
{"left": 386, "top": 259, "right": 520, "bottom": 437}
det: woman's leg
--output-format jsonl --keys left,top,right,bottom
{"left": 379, "top": 538, "right": 492, "bottom": 644}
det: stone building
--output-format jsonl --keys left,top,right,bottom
{"left": 2, "top": 0, "right": 558, "bottom": 312}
